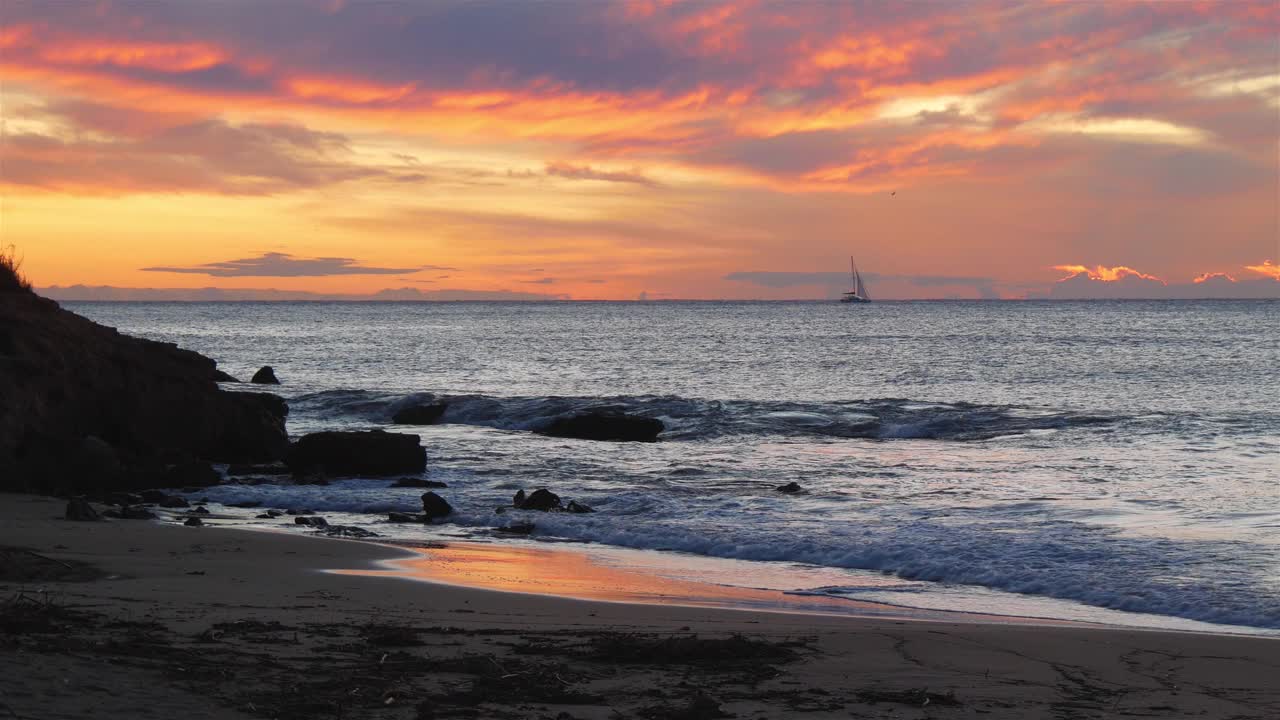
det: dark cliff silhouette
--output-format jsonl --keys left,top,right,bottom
{"left": 0, "top": 262, "right": 287, "bottom": 494}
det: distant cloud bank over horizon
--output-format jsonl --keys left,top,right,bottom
{"left": 39, "top": 285, "right": 567, "bottom": 302}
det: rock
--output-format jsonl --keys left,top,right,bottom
{"left": 496, "top": 522, "right": 535, "bottom": 535}
{"left": 192, "top": 506, "right": 211, "bottom": 515}
{"left": 391, "top": 403, "right": 448, "bottom": 425}
{"left": 391, "top": 477, "right": 448, "bottom": 488}
{"left": 286, "top": 431, "right": 427, "bottom": 477}
{"left": 0, "top": 289, "right": 289, "bottom": 495}
{"left": 139, "top": 489, "right": 168, "bottom": 503}
{"left": 250, "top": 366, "right": 280, "bottom": 384}
{"left": 265, "top": 509, "right": 283, "bottom": 517}
{"left": 775, "top": 482, "right": 802, "bottom": 494}
{"left": 387, "top": 512, "right": 427, "bottom": 523}
{"left": 212, "top": 369, "right": 239, "bottom": 382}
{"left": 513, "top": 489, "right": 526, "bottom": 507}
{"left": 539, "top": 413, "right": 663, "bottom": 442}
{"left": 183, "top": 517, "right": 204, "bottom": 527}
{"left": 516, "top": 488, "right": 562, "bottom": 512}
{"left": 164, "top": 461, "right": 221, "bottom": 489}
{"left": 294, "top": 516, "right": 328, "bottom": 527}
{"left": 65, "top": 496, "right": 101, "bottom": 521}
{"left": 566, "top": 500, "right": 595, "bottom": 513}
{"left": 420, "top": 491, "right": 453, "bottom": 519}
{"left": 254, "top": 513, "right": 275, "bottom": 519}
{"left": 106, "top": 492, "right": 143, "bottom": 506}
{"left": 323, "top": 525, "right": 379, "bottom": 538}
{"left": 157, "top": 495, "right": 190, "bottom": 508}
{"left": 285, "top": 508, "right": 315, "bottom": 515}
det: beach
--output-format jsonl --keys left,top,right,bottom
{"left": 3, "top": 494, "right": 1277, "bottom": 720}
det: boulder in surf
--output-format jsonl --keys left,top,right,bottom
{"left": 391, "top": 403, "right": 448, "bottom": 425}
{"left": 286, "top": 430, "right": 426, "bottom": 477}
{"left": 250, "top": 366, "right": 280, "bottom": 384}
{"left": 539, "top": 412, "right": 663, "bottom": 442}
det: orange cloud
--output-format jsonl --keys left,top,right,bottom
{"left": 1244, "top": 260, "right": 1280, "bottom": 280}
{"left": 1193, "top": 272, "right": 1236, "bottom": 283}
{"left": 1053, "top": 265, "right": 1167, "bottom": 284}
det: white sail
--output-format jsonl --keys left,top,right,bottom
{"left": 841, "top": 255, "right": 872, "bottom": 303}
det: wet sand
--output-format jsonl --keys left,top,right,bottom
{"left": 2, "top": 493, "right": 1278, "bottom": 719}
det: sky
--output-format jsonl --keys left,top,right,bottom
{"left": 4, "top": 0, "right": 1278, "bottom": 300}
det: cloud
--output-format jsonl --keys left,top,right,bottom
{"left": 37, "top": 284, "right": 567, "bottom": 302}
{"left": 141, "top": 252, "right": 453, "bottom": 277}
{"left": 1, "top": 100, "right": 393, "bottom": 195}
{"left": 544, "top": 162, "right": 660, "bottom": 187}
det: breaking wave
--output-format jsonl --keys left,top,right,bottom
{"left": 289, "top": 390, "right": 1117, "bottom": 441}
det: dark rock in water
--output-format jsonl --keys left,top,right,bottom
{"left": 106, "top": 492, "right": 143, "bottom": 507}
{"left": 387, "top": 512, "right": 427, "bottom": 523}
{"left": 516, "top": 488, "right": 562, "bottom": 512}
{"left": 775, "top": 482, "right": 802, "bottom": 494}
{"left": 323, "top": 525, "right": 379, "bottom": 538}
{"left": 285, "top": 508, "right": 314, "bottom": 516}
{"left": 540, "top": 413, "right": 663, "bottom": 442}
{"left": 286, "top": 430, "right": 426, "bottom": 477}
{"left": 119, "top": 506, "right": 157, "bottom": 520}
{"left": 420, "top": 491, "right": 453, "bottom": 519}
{"left": 65, "top": 497, "right": 101, "bottom": 521}
{"left": 164, "top": 461, "right": 220, "bottom": 489}
{"left": 566, "top": 500, "right": 595, "bottom": 513}
{"left": 391, "top": 477, "right": 448, "bottom": 488}
{"left": 212, "top": 369, "right": 239, "bottom": 383}
{"left": 250, "top": 366, "right": 280, "bottom": 384}
{"left": 513, "top": 489, "right": 526, "bottom": 507}
{"left": 226, "top": 463, "right": 289, "bottom": 477}
{"left": 0, "top": 289, "right": 288, "bottom": 495}
{"left": 183, "top": 517, "right": 204, "bottom": 527}
{"left": 139, "top": 489, "right": 168, "bottom": 504}
{"left": 157, "top": 495, "right": 190, "bottom": 508}
{"left": 496, "top": 522, "right": 536, "bottom": 535}
{"left": 294, "top": 516, "right": 328, "bottom": 527}
{"left": 391, "top": 403, "right": 448, "bottom": 425}
{"left": 192, "top": 506, "right": 211, "bottom": 515}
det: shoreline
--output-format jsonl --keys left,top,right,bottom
{"left": 3, "top": 494, "right": 1278, "bottom": 719}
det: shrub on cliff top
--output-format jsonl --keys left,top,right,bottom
{"left": 1, "top": 246, "right": 32, "bottom": 293}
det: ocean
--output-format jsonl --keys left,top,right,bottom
{"left": 67, "top": 300, "right": 1280, "bottom": 633}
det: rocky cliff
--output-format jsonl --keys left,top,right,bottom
{"left": 0, "top": 282, "right": 288, "bottom": 493}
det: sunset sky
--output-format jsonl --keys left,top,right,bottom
{"left": 4, "top": 0, "right": 1278, "bottom": 299}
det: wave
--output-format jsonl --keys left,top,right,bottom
{"left": 289, "top": 390, "right": 1117, "bottom": 442}
{"left": 196, "top": 478, "right": 1280, "bottom": 630}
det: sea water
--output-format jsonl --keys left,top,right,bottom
{"left": 67, "top": 300, "right": 1280, "bottom": 633}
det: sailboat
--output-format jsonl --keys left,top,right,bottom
{"left": 840, "top": 256, "right": 872, "bottom": 303}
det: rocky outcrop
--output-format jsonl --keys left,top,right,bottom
{"left": 65, "top": 497, "right": 100, "bottom": 521}
{"left": 515, "top": 488, "right": 562, "bottom": 511}
{"left": 0, "top": 289, "right": 288, "bottom": 494}
{"left": 286, "top": 430, "right": 426, "bottom": 477}
{"left": 250, "top": 366, "right": 280, "bottom": 384}
{"left": 391, "top": 403, "right": 448, "bottom": 425}
{"left": 539, "top": 413, "right": 663, "bottom": 442}
{"left": 775, "top": 482, "right": 802, "bottom": 493}
{"left": 420, "top": 491, "right": 453, "bottom": 519}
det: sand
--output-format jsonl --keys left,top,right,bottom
{"left": 1, "top": 494, "right": 1277, "bottom": 719}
